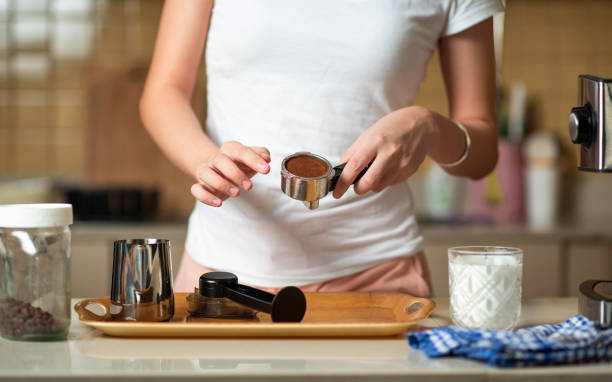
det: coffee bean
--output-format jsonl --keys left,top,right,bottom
{"left": 0, "top": 298, "right": 64, "bottom": 339}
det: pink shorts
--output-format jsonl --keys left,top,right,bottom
{"left": 174, "top": 251, "right": 433, "bottom": 297}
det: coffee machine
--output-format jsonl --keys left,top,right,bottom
{"left": 569, "top": 74, "right": 612, "bottom": 327}
{"left": 569, "top": 75, "right": 612, "bottom": 172}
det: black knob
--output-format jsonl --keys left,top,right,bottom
{"left": 569, "top": 105, "right": 594, "bottom": 147}
{"left": 199, "top": 272, "right": 238, "bottom": 297}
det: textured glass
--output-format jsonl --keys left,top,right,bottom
{"left": 448, "top": 246, "right": 523, "bottom": 331}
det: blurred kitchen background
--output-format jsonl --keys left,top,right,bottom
{"left": 1, "top": 0, "right": 611, "bottom": 298}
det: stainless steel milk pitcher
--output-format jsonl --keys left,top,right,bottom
{"left": 110, "top": 238, "right": 174, "bottom": 321}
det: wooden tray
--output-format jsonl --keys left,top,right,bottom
{"left": 74, "top": 292, "right": 435, "bottom": 337}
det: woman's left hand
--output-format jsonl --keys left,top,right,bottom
{"left": 333, "top": 105, "right": 438, "bottom": 199}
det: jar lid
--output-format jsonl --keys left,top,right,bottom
{"left": 0, "top": 203, "right": 73, "bottom": 228}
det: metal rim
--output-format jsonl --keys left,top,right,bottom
{"left": 448, "top": 246, "right": 523, "bottom": 256}
{"left": 114, "top": 238, "right": 170, "bottom": 245}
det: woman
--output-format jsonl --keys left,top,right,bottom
{"left": 140, "top": 0, "right": 502, "bottom": 297}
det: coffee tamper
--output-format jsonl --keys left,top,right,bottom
{"left": 190, "top": 272, "right": 307, "bottom": 322}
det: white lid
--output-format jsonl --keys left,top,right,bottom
{"left": 0, "top": 203, "right": 73, "bottom": 228}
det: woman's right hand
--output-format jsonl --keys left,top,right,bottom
{"left": 190, "top": 141, "right": 271, "bottom": 207}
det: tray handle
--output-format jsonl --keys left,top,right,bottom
{"left": 74, "top": 299, "right": 111, "bottom": 321}
{"left": 402, "top": 297, "right": 436, "bottom": 322}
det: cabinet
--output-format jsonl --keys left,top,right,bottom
{"left": 70, "top": 223, "right": 612, "bottom": 299}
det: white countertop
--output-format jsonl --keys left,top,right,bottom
{"left": 1, "top": 297, "right": 611, "bottom": 381}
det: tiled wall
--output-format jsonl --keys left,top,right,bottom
{"left": 0, "top": 0, "right": 189, "bottom": 177}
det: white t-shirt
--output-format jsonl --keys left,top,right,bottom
{"left": 186, "top": 0, "right": 504, "bottom": 287}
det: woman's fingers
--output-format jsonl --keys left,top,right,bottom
{"left": 190, "top": 183, "right": 223, "bottom": 207}
{"left": 353, "top": 157, "right": 387, "bottom": 195}
{"left": 210, "top": 153, "right": 253, "bottom": 190}
{"left": 235, "top": 147, "right": 271, "bottom": 178}
{"left": 222, "top": 142, "right": 270, "bottom": 175}
{"left": 238, "top": 164, "right": 257, "bottom": 179}
{"left": 251, "top": 146, "right": 271, "bottom": 162}
{"left": 193, "top": 142, "right": 272, "bottom": 207}
{"left": 196, "top": 166, "right": 241, "bottom": 197}
{"left": 332, "top": 153, "right": 374, "bottom": 199}
{"left": 338, "top": 147, "right": 355, "bottom": 166}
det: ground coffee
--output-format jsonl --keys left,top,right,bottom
{"left": 286, "top": 155, "right": 329, "bottom": 178}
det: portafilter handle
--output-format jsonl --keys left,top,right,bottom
{"left": 199, "top": 272, "right": 307, "bottom": 322}
{"left": 329, "top": 162, "right": 372, "bottom": 191}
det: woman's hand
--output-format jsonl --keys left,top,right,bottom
{"left": 333, "top": 106, "right": 438, "bottom": 199}
{"left": 190, "top": 141, "right": 271, "bottom": 207}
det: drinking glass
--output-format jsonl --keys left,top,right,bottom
{"left": 448, "top": 246, "right": 523, "bottom": 330}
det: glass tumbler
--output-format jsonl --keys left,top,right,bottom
{"left": 0, "top": 204, "right": 73, "bottom": 341}
{"left": 448, "top": 246, "right": 523, "bottom": 330}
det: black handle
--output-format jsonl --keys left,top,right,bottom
{"left": 224, "top": 283, "right": 275, "bottom": 313}
{"left": 199, "top": 272, "right": 307, "bottom": 322}
{"left": 330, "top": 162, "right": 372, "bottom": 192}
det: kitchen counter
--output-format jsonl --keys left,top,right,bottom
{"left": 1, "top": 298, "right": 610, "bottom": 381}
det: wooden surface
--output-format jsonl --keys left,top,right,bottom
{"left": 74, "top": 292, "right": 435, "bottom": 337}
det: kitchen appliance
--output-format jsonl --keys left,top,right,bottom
{"left": 187, "top": 272, "right": 306, "bottom": 322}
{"left": 569, "top": 74, "right": 612, "bottom": 327}
{"left": 569, "top": 75, "right": 612, "bottom": 172}
{"left": 110, "top": 239, "right": 174, "bottom": 321}
{"left": 578, "top": 280, "right": 612, "bottom": 327}
{"left": 280, "top": 152, "right": 370, "bottom": 210}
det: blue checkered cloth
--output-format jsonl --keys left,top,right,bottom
{"left": 407, "top": 315, "right": 612, "bottom": 367}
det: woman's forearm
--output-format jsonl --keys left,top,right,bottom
{"left": 140, "top": 86, "right": 219, "bottom": 179}
{"left": 427, "top": 110, "right": 498, "bottom": 180}
{"left": 434, "top": 16, "right": 499, "bottom": 180}
{"left": 139, "top": 0, "right": 215, "bottom": 180}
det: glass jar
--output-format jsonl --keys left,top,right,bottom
{"left": 0, "top": 204, "right": 73, "bottom": 341}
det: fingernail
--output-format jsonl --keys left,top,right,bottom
{"left": 229, "top": 186, "right": 239, "bottom": 196}
{"left": 259, "top": 164, "right": 269, "bottom": 172}
{"left": 242, "top": 180, "right": 251, "bottom": 189}
{"left": 212, "top": 198, "right": 222, "bottom": 206}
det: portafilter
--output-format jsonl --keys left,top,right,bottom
{"left": 280, "top": 152, "right": 371, "bottom": 210}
